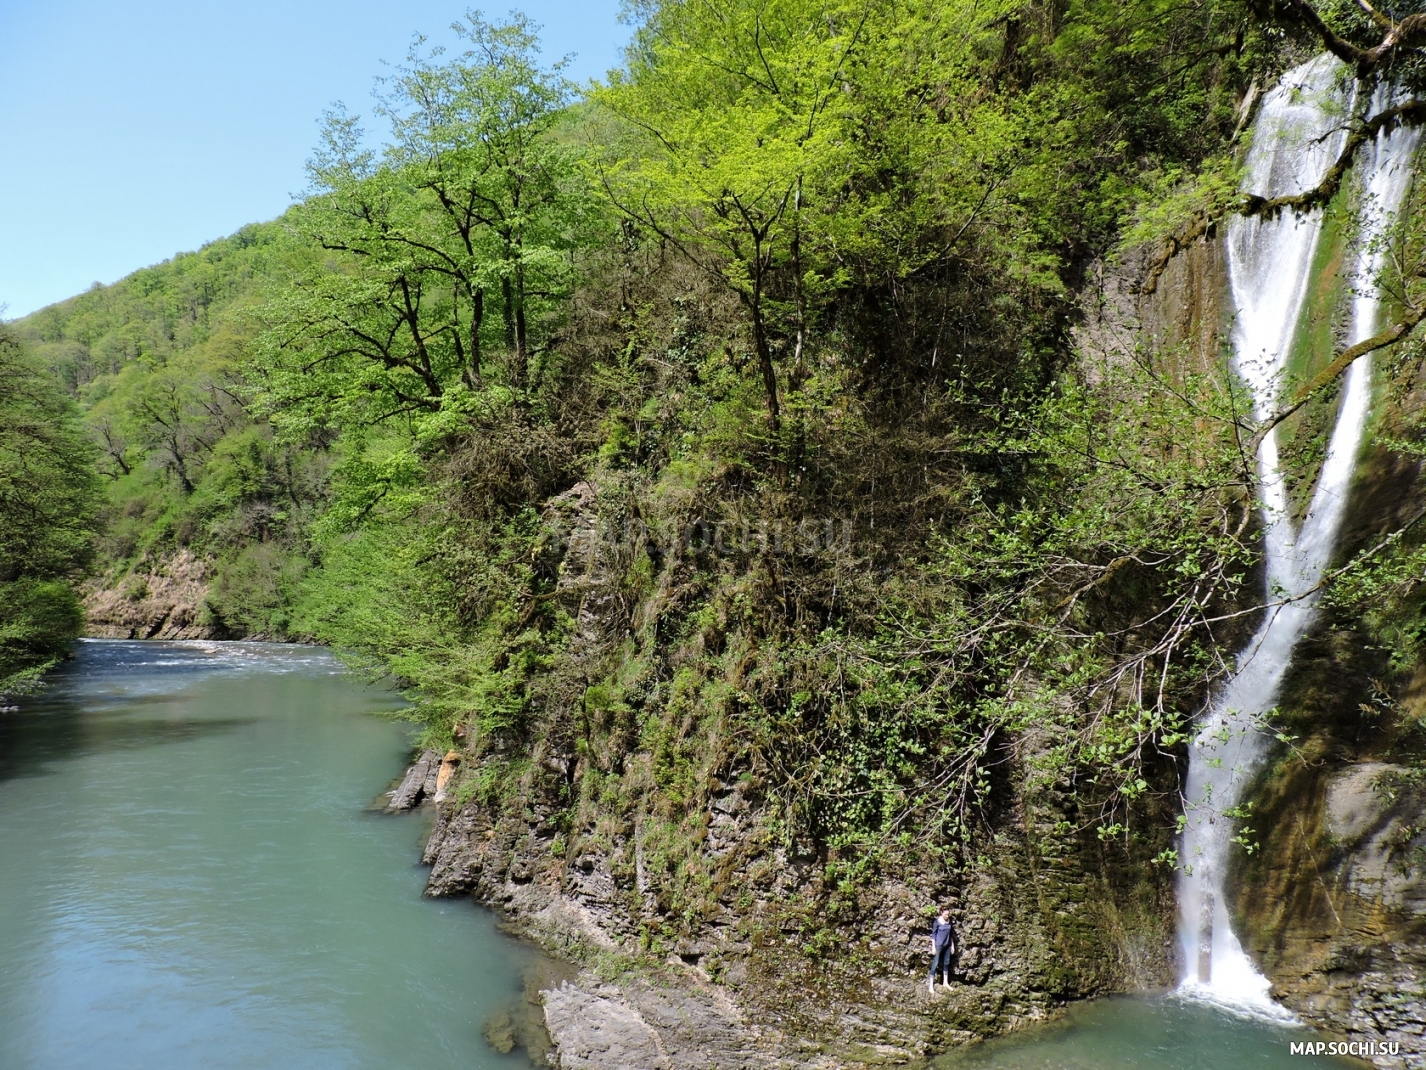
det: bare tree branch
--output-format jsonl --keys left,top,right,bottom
{"left": 1248, "top": 303, "right": 1426, "bottom": 451}
{"left": 1140, "top": 99, "right": 1426, "bottom": 294}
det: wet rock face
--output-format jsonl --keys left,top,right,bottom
{"left": 1226, "top": 281, "right": 1426, "bottom": 1065}
{"left": 1238, "top": 759, "right": 1426, "bottom": 1066}
{"left": 1088, "top": 222, "right": 1426, "bottom": 1064}
{"left": 1324, "top": 765, "right": 1426, "bottom": 915}
{"left": 1074, "top": 236, "right": 1228, "bottom": 382}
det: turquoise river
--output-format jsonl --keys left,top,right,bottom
{"left": 0, "top": 640, "right": 542, "bottom": 1069}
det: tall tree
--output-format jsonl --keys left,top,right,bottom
{"left": 598, "top": 0, "right": 877, "bottom": 434}
{"left": 253, "top": 13, "right": 591, "bottom": 438}
{"left": 595, "top": 0, "right": 1089, "bottom": 436}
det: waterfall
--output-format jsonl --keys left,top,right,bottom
{"left": 1175, "top": 54, "right": 1420, "bottom": 1015}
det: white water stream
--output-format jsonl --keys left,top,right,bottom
{"left": 1175, "top": 55, "right": 1420, "bottom": 1015}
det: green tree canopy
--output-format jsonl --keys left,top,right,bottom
{"left": 251, "top": 12, "right": 595, "bottom": 443}
{"left": 597, "top": 0, "right": 1264, "bottom": 438}
{"left": 0, "top": 328, "right": 99, "bottom": 693}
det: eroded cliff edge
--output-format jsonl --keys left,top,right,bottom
{"left": 401, "top": 478, "right": 1182, "bottom": 1068}
{"left": 82, "top": 550, "right": 222, "bottom": 640}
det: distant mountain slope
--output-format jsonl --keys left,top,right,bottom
{"left": 13, "top": 217, "right": 328, "bottom": 639}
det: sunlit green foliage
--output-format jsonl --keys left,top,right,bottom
{"left": 14, "top": 0, "right": 1385, "bottom": 941}
{"left": 218, "top": 2, "right": 1281, "bottom": 848}
{"left": 0, "top": 329, "right": 99, "bottom": 693}
{"left": 13, "top": 223, "right": 328, "bottom": 638}
{"left": 599, "top": 0, "right": 1271, "bottom": 435}
{"left": 250, "top": 12, "right": 597, "bottom": 441}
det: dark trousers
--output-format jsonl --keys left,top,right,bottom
{"left": 928, "top": 942, "right": 953, "bottom": 981}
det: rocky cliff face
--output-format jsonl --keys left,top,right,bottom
{"left": 407, "top": 481, "right": 1180, "bottom": 1068}
{"left": 82, "top": 550, "right": 222, "bottom": 640}
{"left": 1234, "top": 429, "right": 1426, "bottom": 1065}
{"left": 418, "top": 751, "right": 1177, "bottom": 1068}
{"left": 401, "top": 235, "right": 1249, "bottom": 1070}
{"left": 1238, "top": 759, "right": 1426, "bottom": 1064}
{"left": 1137, "top": 218, "right": 1426, "bottom": 1064}
{"left": 410, "top": 219, "right": 1426, "bottom": 1067}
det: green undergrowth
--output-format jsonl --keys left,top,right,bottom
{"left": 19, "top": 0, "right": 1426, "bottom": 988}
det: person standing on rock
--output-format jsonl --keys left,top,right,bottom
{"left": 927, "top": 908, "right": 955, "bottom": 993}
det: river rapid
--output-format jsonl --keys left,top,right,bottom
{"left": 0, "top": 639, "right": 542, "bottom": 1070}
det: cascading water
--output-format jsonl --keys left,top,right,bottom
{"left": 1175, "top": 54, "right": 1421, "bottom": 1015}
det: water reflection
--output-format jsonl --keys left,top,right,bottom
{"left": 0, "top": 703, "right": 255, "bottom": 782}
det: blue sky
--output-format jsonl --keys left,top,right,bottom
{"left": 0, "top": 1, "right": 627, "bottom": 319}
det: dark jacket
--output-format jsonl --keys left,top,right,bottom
{"left": 931, "top": 917, "right": 955, "bottom": 951}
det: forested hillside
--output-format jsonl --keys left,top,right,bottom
{"left": 0, "top": 329, "right": 97, "bottom": 695}
{"left": 14, "top": 0, "right": 1426, "bottom": 1059}
{"left": 15, "top": 0, "right": 1275, "bottom": 766}
{"left": 15, "top": 222, "right": 326, "bottom": 639}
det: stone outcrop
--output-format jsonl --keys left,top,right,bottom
{"left": 416, "top": 772, "right": 1176, "bottom": 1068}
{"left": 404, "top": 475, "right": 1179, "bottom": 1068}
{"left": 543, "top": 976, "right": 778, "bottom": 1070}
{"left": 1074, "top": 234, "right": 1229, "bottom": 383}
{"left": 386, "top": 749, "right": 443, "bottom": 812}
{"left": 1238, "top": 758, "right": 1426, "bottom": 1067}
{"left": 83, "top": 550, "right": 220, "bottom": 640}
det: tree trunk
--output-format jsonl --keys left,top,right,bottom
{"left": 514, "top": 247, "right": 529, "bottom": 384}
{"left": 750, "top": 288, "right": 781, "bottom": 437}
{"left": 501, "top": 276, "right": 520, "bottom": 386}
{"left": 465, "top": 287, "right": 484, "bottom": 389}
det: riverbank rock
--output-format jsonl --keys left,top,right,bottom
{"left": 423, "top": 776, "right": 1175, "bottom": 1067}
{"left": 543, "top": 974, "right": 779, "bottom": 1070}
{"left": 387, "top": 749, "right": 443, "bottom": 812}
{"left": 543, "top": 982, "right": 666, "bottom": 1070}
{"left": 420, "top": 729, "right": 1177, "bottom": 1067}
{"left": 83, "top": 550, "right": 220, "bottom": 640}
